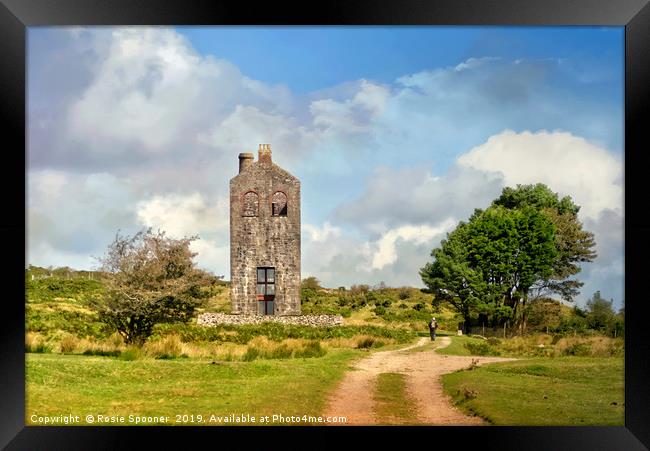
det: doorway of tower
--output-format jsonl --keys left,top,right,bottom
{"left": 257, "top": 267, "right": 275, "bottom": 315}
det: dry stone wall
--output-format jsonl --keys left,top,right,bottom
{"left": 197, "top": 312, "right": 343, "bottom": 327}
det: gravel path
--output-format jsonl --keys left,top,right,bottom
{"left": 323, "top": 336, "right": 516, "bottom": 425}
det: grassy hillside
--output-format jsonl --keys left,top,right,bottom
{"left": 26, "top": 276, "right": 110, "bottom": 341}
{"left": 25, "top": 270, "right": 434, "bottom": 356}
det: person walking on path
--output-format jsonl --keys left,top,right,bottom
{"left": 429, "top": 317, "right": 438, "bottom": 341}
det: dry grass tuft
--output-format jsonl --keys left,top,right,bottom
{"left": 59, "top": 334, "right": 79, "bottom": 353}
{"left": 25, "top": 332, "right": 51, "bottom": 353}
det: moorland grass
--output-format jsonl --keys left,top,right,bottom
{"left": 436, "top": 333, "right": 624, "bottom": 358}
{"left": 151, "top": 322, "right": 416, "bottom": 344}
{"left": 435, "top": 334, "right": 487, "bottom": 356}
{"left": 442, "top": 356, "right": 624, "bottom": 425}
{"left": 26, "top": 348, "right": 361, "bottom": 425}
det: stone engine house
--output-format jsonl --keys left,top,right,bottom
{"left": 230, "top": 144, "right": 301, "bottom": 315}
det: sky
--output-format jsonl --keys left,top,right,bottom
{"left": 27, "top": 26, "right": 624, "bottom": 308}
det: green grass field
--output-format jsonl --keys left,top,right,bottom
{"left": 442, "top": 356, "right": 624, "bottom": 425}
{"left": 26, "top": 349, "right": 360, "bottom": 425}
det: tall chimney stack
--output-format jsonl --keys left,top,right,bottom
{"left": 258, "top": 143, "right": 272, "bottom": 165}
{"left": 238, "top": 152, "right": 254, "bottom": 173}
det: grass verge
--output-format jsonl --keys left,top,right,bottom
{"left": 374, "top": 373, "right": 419, "bottom": 425}
{"left": 441, "top": 356, "right": 624, "bottom": 425}
{"left": 435, "top": 334, "right": 487, "bottom": 356}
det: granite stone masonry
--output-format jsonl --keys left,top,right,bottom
{"left": 230, "top": 144, "right": 301, "bottom": 316}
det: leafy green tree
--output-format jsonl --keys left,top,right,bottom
{"left": 585, "top": 291, "right": 616, "bottom": 333}
{"left": 421, "top": 183, "right": 595, "bottom": 333}
{"left": 493, "top": 183, "right": 596, "bottom": 301}
{"left": 526, "top": 297, "right": 563, "bottom": 332}
{"left": 301, "top": 276, "right": 322, "bottom": 291}
{"left": 465, "top": 205, "right": 558, "bottom": 331}
{"left": 300, "top": 277, "right": 322, "bottom": 304}
{"left": 613, "top": 305, "right": 625, "bottom": 337}
{"left": 420, "top": 222, "right": 488, "bottom": 332}
{"left": 94, "top": 229, "right": 216, "bottom": 345}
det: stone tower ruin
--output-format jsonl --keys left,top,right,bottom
{"left": 229, "top": 144, "right": 301, "bottom": 315}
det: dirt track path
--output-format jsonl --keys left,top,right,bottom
{"left": 323, "top": 336, "right": 515, "bottom": 425}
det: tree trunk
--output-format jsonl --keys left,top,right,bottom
{"left": 463, "top": 307, "right": 472, "bottom": 335}
{"left": 519, "top": 288, "right": 529, "bottom": 334}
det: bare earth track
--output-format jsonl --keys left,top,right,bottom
{"left": 323, "top": 336, "right": 516, "bottom": 425}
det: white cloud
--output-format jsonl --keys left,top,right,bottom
{"left": 310, "top": 79, "right": 390, "bottom": 134}
{"left": 370, "top": 220, "right": 456, "bottom": 270}
{"left": 334, "top": 164, "right": 503, "bottom": 234}
{"left": 457, "top": 129, "right": 623, "bottom": 220}
{"left": 198, "top": 105, "right": 315, "bottom": 163}
{"left": 135, "top": 192, "right": 230, "bottom": 275}
{"left": 136, "top": 192, "right": 228, "bottom": 238}
{"left": 303, "top": 222, "right": 342, "bottom": 242}
{"left": 58, "top": 28, "right": 295, "bottom": 167}
{"left": 28, "top": 169, "right": 67, "bottom": 204}
{"left": 27, "top": 170, "right": 138, "bottom": 268}
{"left": 188, "top": 238, "right": 229, "bottom": 277}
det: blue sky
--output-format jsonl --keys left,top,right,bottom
{"left": 27, "top": 26, "right": 624, "bottom": 308}
{"left": 178, "top": 26, "right": 622, "bottom": 94}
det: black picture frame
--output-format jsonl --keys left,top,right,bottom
{"left": 3, "top": 0, "right": 649, "bottom": 449}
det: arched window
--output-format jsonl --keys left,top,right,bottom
{"left": 242, "top": 191, "right": 259, "bottom": 217}
{"left": 272, "top": 192, "right": 287, "bottom": 216}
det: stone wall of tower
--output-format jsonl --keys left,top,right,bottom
{"left": 230, "top": 145, "right": 301, "bottom": 315}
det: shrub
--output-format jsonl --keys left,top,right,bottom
{"left": 106, "top": 332, "right": 125, "bottom": 351}
{"left": 26, "top": 305, "right": 110, "bottom": 340}
{"left": 152, "top": 322, "right": 415, "bottom": 344}
{"left": 119, "top": 346, "right": 143, "bottom": 361}
{"left": 356, "top": 336, "right": 375, "bottom": 349}
{"left": 340, "top": 308, "right": 352, "bottom": 318}
{"left": 267, "top": 343, "right": 293, "bottom": 359}
{"left": 59, "top": 334, "right": 78, "bottom": 353}
{"left": 295, "top": 341, "right": 326, "bottom": 358}
{"left": 464, "top": 341, "right": 500, "bottom": 356}
{"left": 301, "top": 277, "right": 322, "bottom": 290}
{"left": 413, "top": 302, "right": 426, "bottom": 311}
{"left": 82, "top": 349, "right": 121, "bottom": 357}
{"left": 373, "top": 306, "right": 386, "bottom": 316}
{"left": 563, "top": 343, "right": 591, "bottom": 356}
{"left": 398, "top": 288, "right": 410, "bottom": 300}
{"left": 144, "top": 334, "right": 183, "bottom": 359}
{"left": 25, "top": 333, "right": 52, "bottom": 354}
{"left": 242, "top": 347, "right": 260, "bottom": 361}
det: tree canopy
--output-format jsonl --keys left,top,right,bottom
{"left": 421, "top": 183, "right": 597, "bottom": 333}
{"left": 94, "top": 229, "right": 217, "bottom": 344}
